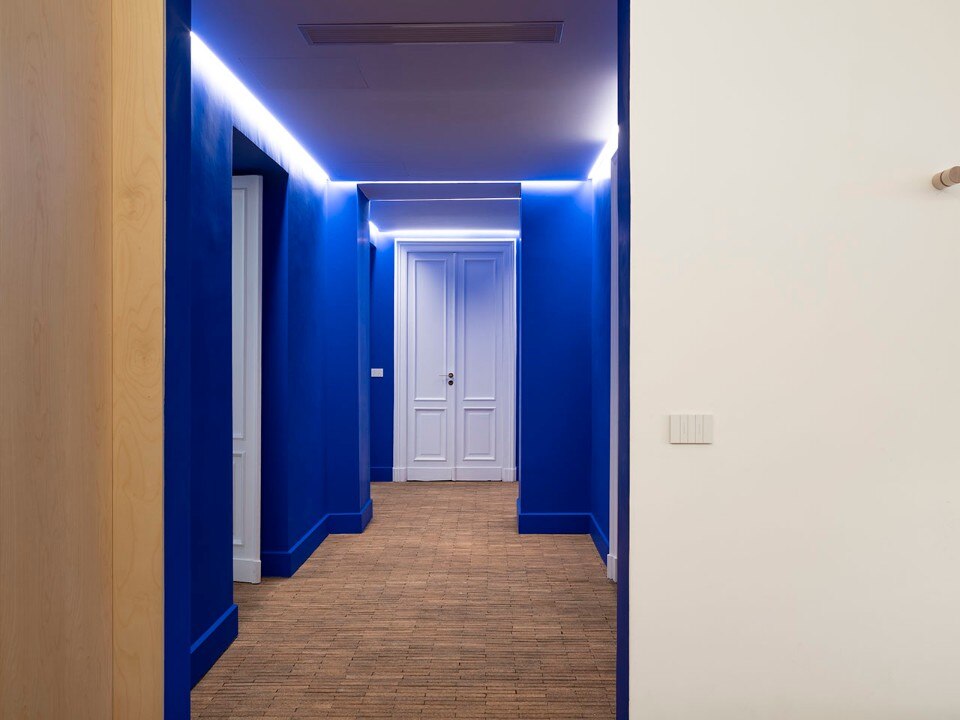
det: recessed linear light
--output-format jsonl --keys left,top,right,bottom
{"left": 588, "top": 127, "right": 620, "bottom": 181}
{"left": 191, "top": 32, "right": 329, "bottom": 185}
{"left": 299, "top": 22, "right": 564, "bottom": 46}
{"left": 387, "top": 228, "right": 519, "bottom": 239}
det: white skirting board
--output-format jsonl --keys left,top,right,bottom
{"left": 233, "top": 558, "right": 262, "bottom": 584}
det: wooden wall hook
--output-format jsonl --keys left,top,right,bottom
{"left": 932, "top": 166, "right": 960, "bottom": 190}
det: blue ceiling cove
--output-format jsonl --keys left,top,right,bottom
{"left": 192, "top": 0, "right": 617, "bottom": 181}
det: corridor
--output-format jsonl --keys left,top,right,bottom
{"left": 191, "top": 483, "right": 616, "bottom": 719}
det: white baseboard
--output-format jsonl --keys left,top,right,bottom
{"left": 502, "top": 467, "right": 517, "bottom": 482}
{"left": 393, "top": 467, "right": 407, "bottom": 482}
{"left": 233, "top": 557, "right": 261, "bottom": 584}
{"left": 607, "top": 554, "right": 618, "bottom": 582}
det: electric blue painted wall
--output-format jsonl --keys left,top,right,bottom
{"left": 517, "top": 183, "right": 596, "bottom": 532}
{"left": 188, "top": 72, "right": 239, "bottom": 685}
{"left": 165, "top": 0, "right": 193, "bottom": 715}
{"left": 589, "top": 178, "right": 612, "bottom": 559}
{"left": 322, "top": 184, "right": 373, "bottom": 518}
{"left": 370, "top": 237, "right": 395, "bottom": 481}
{"left": 180, "top": 76, "right": 371, "bottom": 692}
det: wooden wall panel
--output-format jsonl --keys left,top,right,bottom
{"left": 112, "top": 0, "right": 166, "bottom": 716}
{"left": 0, "top": 0, "right": 166, "bottom": 716}
{"left": 0, "top": 0, "right": 115, "bottom": 717}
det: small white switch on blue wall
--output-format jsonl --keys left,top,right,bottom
{"left": 669, "top": 415, "right": 714, "bottom": 444}
{"left": 371, "top": 368, "right": 384, "bottom": 378}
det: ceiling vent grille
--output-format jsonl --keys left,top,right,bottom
{"left": 298, "top": 22, "right": 564, "bottom": 46}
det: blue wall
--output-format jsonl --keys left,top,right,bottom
{"left": 517, "top": 183, "right": 597, "bottom": 535}
{"left": 164, "top": 0, "right": 193, "bottom": 715}
{"left": 370, "top": 237, "right": 395, "bottom": 481}
{"left": 589, "top": 178, "right": 612, "bottom": 560}
{"left": 322, "top": 185, "right": 373, "bottom": 517}
{"left": 187, "top": 70, "right": 240, "bottom": 685}
{"left": 175, "top": 74, "right": 372, "bottom": 695}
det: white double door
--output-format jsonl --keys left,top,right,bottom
{"left": 395, "top": 242, "right": 516, "bottom": 482}
{"left": 232, "top": 176, "right": 262, "bottom": 583}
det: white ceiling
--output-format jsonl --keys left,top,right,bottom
{"left": 193, "top": 0, "right": 618, "bottom": 181}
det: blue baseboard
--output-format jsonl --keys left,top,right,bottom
{"left": 371, "top": 466, "right": 392, "bottom": 482}
{"left": 190, "top": 603, "right": 238, "bottom": 687}
{"left": 589, "top": 514, "right": 610, "bottom": 563}
{"left": 517, "top": 501, "right": 609, "bottom": 563}
{"left": 518, "top": 509, "right": 592, "bottom": 534}
{"left": 262, "top": 515, "right": 330, "bottom": 578}
{"left": 328, "top": 498, "right": 374, "bottom": 533}
{"left": 262, "top": 499, "right": 375, "bottom": 578}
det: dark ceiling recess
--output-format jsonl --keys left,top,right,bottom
{"left": 298, "top": 21, "right": 564, "bottom": 46}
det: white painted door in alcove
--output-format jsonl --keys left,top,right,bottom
{"left": 394, "top": 241, "right": 517, "bottom": 482}
{"left": 232, "top": 175, "right": 262, "bottom": 583}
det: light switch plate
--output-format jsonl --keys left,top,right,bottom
{"left": 669, "top": 414, "right": 713, "bottom": 444}
{"left": 371, "top": 368, "right": 384, "bottom": 378}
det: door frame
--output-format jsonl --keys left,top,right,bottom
{"left": 608, "top": 152, "right": 620, "bottom": 582}
{"left": 231, "top": 174, "right": 263, "bottom": 583}
{"left": 393, "top": 239, "right": 518, "bottom": 482}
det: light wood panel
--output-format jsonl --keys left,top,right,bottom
{"left": 112, "top": 0, "right": 165, "bottom": 716}
{"left": 0, "top": 0, "right": 115, "bottom": 717}
{"left": 0, "top": 0, "right": 165, "bottom": 716}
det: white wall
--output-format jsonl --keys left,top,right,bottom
{"left": 629, "top": 1, "right": 960, "bottom": 717}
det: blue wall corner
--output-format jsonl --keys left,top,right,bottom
{"left": 589, "top": 513, "right": 610, "bottom": 562}
{"left": 262, "top": 515, "right": 330, "bottom": 578}
{"left": 322, "top": 184, "right": 372, "bottom": 518}
{"left": 590, "top": 177, "right": 613, "bottom": 551}
{"left": 189, "top": 603, "right": 238, "bottom": 688}
{"left": 371, "top": 466, "right": 393, "bottom": 482}
{"left": 518, "top": 183, "right": 596, "bottom": 519}
{"left": 370, "top": 237, "right": 395, "bottom": 476}
{"left": 328, "top": 497, "right": 374, "bottom": 534}
{"left": 164, "top": 0, "right": 193, "bottom": 716}
{"left": 261, "top": 498, "right": 374, "bottom": 577}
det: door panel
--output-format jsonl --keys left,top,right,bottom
{"left": 412, "top": 258, "right": 449, "bottom": 402}
{"left": 232, "top": 176, "right": 262, "bottom": 583}
{"left": 462, "top": 408, "right": 497, "bottom": 460}
{"left": 460, "top": 257, "right": 500, "bottom": 402}
{"left": 414, "top": 409, "right": 447, "bottom": 460}
{"left": 455, "top": 254, "right": 503, "bottom": 478}
{"left": 405, "top": 253, "right": 455, "bottom": 480}
{"left": 232, "top": 453, "right": 244, "bottom": 545}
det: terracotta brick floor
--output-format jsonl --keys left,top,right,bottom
{"left": 192, "top": 482, "right": 616, "bottom": 719}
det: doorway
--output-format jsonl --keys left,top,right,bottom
{"left": 231, "top": 174, "right": 263, "bottom": 583}
{"left": 394, "top": 240, "right": 517, "bottom": 482}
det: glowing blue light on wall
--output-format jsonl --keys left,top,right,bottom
{"left": 588, "top": 127, "right": 619, "bottom": 181}
{"left": 381, "top": 228, "right": 519, "bottom": 239}
{"left": 191, "top": 32, "right": 329, "bottom": 185}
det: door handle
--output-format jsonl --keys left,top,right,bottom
{"left": 438, "top": 372, "right": 454, "bottom": 378}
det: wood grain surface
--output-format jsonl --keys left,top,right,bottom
{"left": 193, "top": 483, "right": 616, "bottom": 719}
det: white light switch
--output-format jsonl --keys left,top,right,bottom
{"left": 669, "top": 414, "right": 713, "bottom": 444}
{"left": 371, "top": 368, "right": 384, "bottom": 378}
